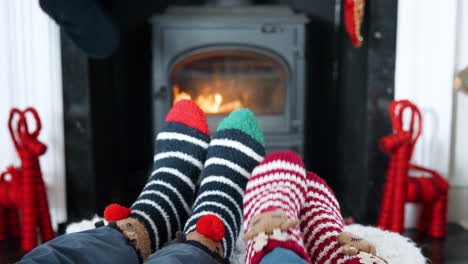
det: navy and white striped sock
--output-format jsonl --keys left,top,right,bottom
{"left": 130, "top": 100, "right": 210, "bottom": 252}
{"left": 183, "top": 109, "right": 265, "bottom": 258}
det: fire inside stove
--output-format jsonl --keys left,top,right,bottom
{"left": 171, "top": 50, "right": 287, "bottom": 115}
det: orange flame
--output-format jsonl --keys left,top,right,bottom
{"left": 173, "top": 85, "right": 243, "bottom": 114}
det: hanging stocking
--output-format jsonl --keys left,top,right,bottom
{"left": 344, "top": 0, "right": 365, "bottom": 47}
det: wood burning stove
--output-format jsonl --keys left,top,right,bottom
{"left": 151, "top": 5, "right": 308, "bottom": 154}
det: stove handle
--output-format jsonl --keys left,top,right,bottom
{"left": 291, "top": 119, "right": 304, "bottom": 133}
{"left": 153, "top": 85, "right": 168, "bottom": 100}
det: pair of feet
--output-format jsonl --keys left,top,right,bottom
{"left": 242, "top": 152, "right": 376, "bottom": 264}
{"left": 105, "top": 99, "right": 377, "bottom": 264}
{"left": 105, "top": 99, "right": 265, "bottom": 261}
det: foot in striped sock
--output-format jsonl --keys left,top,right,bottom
{"left": 183, "top": 108, "right": 265, "bottom": 259}
{"left": 301, "top": 172, "right": 379, "bottom": 264}
{"left": 243, "top": 151, "right": 311, "bottom": 264}
{"left": 104, "top": 100, "right": 210, "bottom": 260}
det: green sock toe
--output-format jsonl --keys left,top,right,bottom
{"left": 217, "top": 108, "right": 264, "bottom": 146}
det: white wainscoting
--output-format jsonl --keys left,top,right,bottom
{"left": 448, "top": 0, "right": 468, "bottom": 225}
{"left": 0, "top": 0, "right": 66, "bottom": 229}
{"left": 395, "top": 0, "right": 458, "bottom": 227}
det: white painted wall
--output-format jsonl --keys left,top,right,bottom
{"left": 448, "top": 0, "right": 468, "bottom": 228}
{"left": 395, "top": 0, "right": 458, "bottom": 227}
{"left": 0, "top": 1, "right": 66, "bottom": 229}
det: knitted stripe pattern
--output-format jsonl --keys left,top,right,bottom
{"left": 301, "top": 172, "right": 361, "bottom": 264}
{"left": 130, "top": 100, "right": 210, "bottom": 252}
{"left": 184, "top": 109, "right": 265, "bottom": 258}
{"left": 243, "top": 151, "right": 311, "bottom": 264}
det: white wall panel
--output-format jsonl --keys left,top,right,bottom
{"left": 395, "top": 0, "right": 458, "bottom": 227}
{"left": 448, "top": 0, "right": 468, "bottom": 225}
{"left": 0, "top": 0, "right": 66, "bottom": 229}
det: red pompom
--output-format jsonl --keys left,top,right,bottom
{"left": 104, "top": 203, "right": 131, "bottom": 221}
{"left": 196, "top": 214, "right": 225, "bottom": 242}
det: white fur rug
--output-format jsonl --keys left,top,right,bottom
{"left": 343, "top": 224, "right": 426, "bottom": 264}
{"left": 66, "top": 217, "right": 426, "bottom": 264}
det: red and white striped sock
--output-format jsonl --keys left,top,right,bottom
{"left": 301, "top": 171, "right": 363, "bottom": 264}
{"left": 243, "top": 151, "right": 311, "bottom": 264}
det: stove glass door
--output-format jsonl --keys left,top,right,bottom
{"left": 170, "top": 50, "right": 287, "bottom": 116}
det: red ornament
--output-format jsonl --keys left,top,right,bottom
{"left": 0, "top": 108, "right": 56, "bottom": 252}
{"left": 378, "top": 100, "right": 449, "bottom": 238}
{"left": 104, "top": 203, "right": 131, "bottom": 221}
{"left": 344, "top": 0, "right": 365, "bottom": 47}
{"left": 196, "top": 214, "right": 225, "bottom": 242}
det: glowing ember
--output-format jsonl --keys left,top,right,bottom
{"left": 173, "top": 85, "right": 243, "bottom": 114}
{"left": 173, "top": 85, "right": 191, "bottom": 102}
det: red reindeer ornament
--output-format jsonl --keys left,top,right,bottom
{"left": 0, "top": 108, "right": 55, "bottom": 252}
{"left": 378, "top": 100, "right": 448, "bottom": 238}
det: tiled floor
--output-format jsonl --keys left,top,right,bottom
{"left": 406, "top": 224, "right": 468, "bottom": 264}
{"left": 0, "top": 238, "right": 22, "bottom": 264}
{"left": 1, "top": 224, "right": 468, "bottom": 263}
